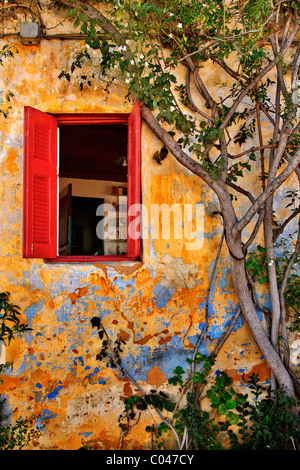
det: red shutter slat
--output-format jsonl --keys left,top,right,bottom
{"left": 127, "top": 101, "right": 141, "bottom": 260}
{"left": 23, "top": 107, "right": 58, "bottom": 258}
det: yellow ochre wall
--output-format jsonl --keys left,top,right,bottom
{"left": 0, "top": 34, "right": 286, "bottom": 450}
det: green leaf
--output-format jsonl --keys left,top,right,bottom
{"left": 225, "top": 399, "right": 237, "bottom": 410}
{"left": 73, "top": 17, "right": 81, "bottom": 29}
{"left": 70, "top": 7, "right": 77, "bottom": 18}
{"left": 163, "top": 399, "right": 175, "bottom": 412}
{"left": 228, "top": 412, "right": 240, "bottom": 425}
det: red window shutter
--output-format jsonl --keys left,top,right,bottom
{"left": 127, "top": 101, "right": 141, "bottom": 260}
{"left": 23, "top": 107, "right": 58, "bottom": 258}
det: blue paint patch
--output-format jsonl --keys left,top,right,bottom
{"left": 83, "top": 367, "right": 106, "bottom": 384}
{"left": 22, "top": 262, "right": 47, "bottom": 293}
{"left": 92, "top": 304, "right": 112, "bottom": 317}
{"left": 127, "top": 336, "right": 191, "bottom": 381}
{"left": 47, "top": 266, "right": 96, "bottom": 296}
{"left": 55, "top": 303, "right": 74, "bottom": 323}
{"left": 232, "top": 314, "right": 244, "bottom": 331}
{"left": 187, "top": 334, "right": 210, "bottom": 356}
{"left": 24, "top": 301, "right": 45, "bottom": 339}
{"left": 36, "top": 409, "right": 57, "bottom": 429}
{"left": 46, "top": 386, "right": 63, "bottom": 401}
{"left": 152, "top": 283, "right": 174, "bottom": 309}
{"left": 78, "top": 432, "right": 93, "bottom": 438}
{"left": 205, "top": 227, "right": 220, "bottom": 240}
{"left": 0, "top": 395, "right": 12, "bottom": 425}
{"left": 149, "top": 231, "right": 158, "bottom": 261}
{"left": 208, "top": 322, "right": 224, "bottom": 339}
{"left": 73, "top": 356, "right": 84, "bottom": 367}
{"left": 217, "top": 264, "right": 235, "bottom": 294}
{"left": 8, "top": 302, "right": 45, "bottom": 375}
{"left": 110, "top": 273, "right": 136, "bottom": 292}
{"left": 36, "top": 383, "right": 43, "bottom": 389}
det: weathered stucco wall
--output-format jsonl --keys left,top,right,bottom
{"left": 0, "top": 27, "right": 294, "bottom": 450}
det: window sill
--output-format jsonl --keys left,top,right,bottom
{"left": 45, "top": 255, "right": 140, "bottom": 263}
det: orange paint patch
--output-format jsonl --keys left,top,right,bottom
{"left": 146, "top": 366, "right": 166, "bottom": 388}
{"left": 244, "top": 362, "right": 271, "bottom": 382}
{"left": 158, "top": 335, "right": 172, "bottom": 346}
{"left": 68, "top": 286, "right": 88, "bottom": 304}
{"left": 134, "top": 334, "right": 153, "bottom": 345}
{"left": 4, "top": 148, "right": 19, "bottom": 174}
{"left": 225, "top": 362, "right": 271, "bottom": 383}
{"left": 123, "top": 382, "right": 133, "bottom": 397}
{"left": 0, "top": 375, "right": 22, "bottom": 390}
{"left": 117, "top": 330, "right": 130, "bottom": 342}
{"left": 63, "top": 372, "right": 76, "bottom": 388}
{"left": 68, "top": 293, "right": 77, "bottom": 304}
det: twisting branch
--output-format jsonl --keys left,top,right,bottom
{"left": 226, "top": 181, "right": 255, "bottom": 204}
{"left": 118, "top": 412, "right": 141, "bottom": 450}
{"left": 279, "top": 218, "right": 300, "bottom": 368}
{"left": 273, "top": 209, "right": 300, "bottom": 243}
{"left": 243, "top": 207, "right": 265, "bottom": 252}
{"left": 228, "top": 144, "right": 277, "bottom": 160}
{"left": 232, "top": 148, "right": 300, "bottom": 237}
{"left": 91, "top": 315, "right": 182, "bottom": 449}
{"left": 186, "top": 58, "right": 217, "bottom": 112}
{"left": 185, "top": 68, "right": 215, "bottom": 123}
{"left": 245, "top": 270, "right": 271, "bottom": 325}
{"left": 214, "top": 306, "right": 241, "bottom": 356}
{"left": 255, "top": 100, "right": 266, "bottom": 191}
{"left": 190, "top": 227, "right": 225, "bottom": 378}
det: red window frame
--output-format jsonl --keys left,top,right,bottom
{"left": 23, "top": 103, "right": 141, "bottom": 262}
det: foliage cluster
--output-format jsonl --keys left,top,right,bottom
{"left": 175, "top": 370, "right": 300, "bottom": 450}
{"left": 0, "top": 413, "right": 41, "bottom": 450}
{"left": 0, "top": 292, "right": 40, "bottom": 450}
{"left": 0, "top": 45, "right": 15, "bottom": 118}
{"left": 92, "top": 316, "right": 300, "bottom": 450}
{"left": 246, "top": 229, "right": 300, "bottom": 332}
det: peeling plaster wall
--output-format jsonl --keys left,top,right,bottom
{"left": 0, "top": 29, "right": 298, "bottom": 450}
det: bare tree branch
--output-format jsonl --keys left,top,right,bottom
{"left": 233, "top": 148, "right": 300, "bottom": 236}
{"left": 279, "top": 219, "right": 300, "bottom": 367}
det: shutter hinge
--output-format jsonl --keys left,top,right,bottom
{"left": 31, "top": 243, "right": 34, "bottom": 254}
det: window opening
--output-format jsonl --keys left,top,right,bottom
{"left": 58, "top": 124, "right": 128, "bottom": 257}
{"left": 23, "top": 103, "right": 141, "bottom": 261}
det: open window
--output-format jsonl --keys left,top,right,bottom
{"left": 23, "top": 103, "right": 141, "bottom": 262}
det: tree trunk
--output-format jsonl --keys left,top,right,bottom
{"left": 229, "top": 253, "right": 295, "bottom": 397}
{"left": 141, "top": 102, "right": 296, "bottom": 397}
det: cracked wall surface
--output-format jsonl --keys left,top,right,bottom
{"left": 0, "top": 24, "right": 299, "bottom": 450}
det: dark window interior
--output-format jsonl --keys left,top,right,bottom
{"left": 58, "top": 124, "right": 128, "bottom": 256}
{"left": 71, "top": 196, "right": 104, "bottom": 255}
{"left": 59, "top": 124, "right": 127, "bottom": 182}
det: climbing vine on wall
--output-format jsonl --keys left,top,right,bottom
{"left": 1, "top": 0, "right": 300, "bottom": 448}
{"left": 91, "top": 312, "right": 300, "bottom": 450}
{"left": 0, "top": 292, "right": 41, "bottom": 450}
